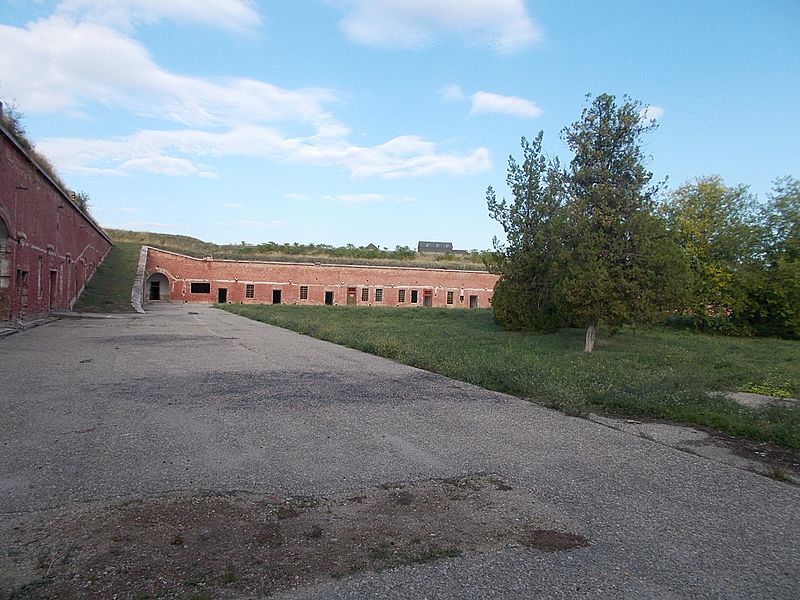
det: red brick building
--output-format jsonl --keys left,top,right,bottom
{"left": 0, "top": 120, "right": 112, "bottom": 321}
{"left": 144, "top": 247, "right": 498, "bottom": 308}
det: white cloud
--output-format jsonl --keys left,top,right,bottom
{"left": 0, "top": 16, "right": 338, "bottom": 126}
{"left": 335, "top": 0, "right": 541, "bottom": 53}
{"left": 38, "top": 127, "right": 492, "bottom": 180}
{"left": 321, "top": 193, "right": 385, "bottom": 204}
{"left": 229, "top": 219, "right": 288, "bottom": 228}
{"left": 640, "top": 105, "right": 665, "bottom": 123}
{"left": 440, "top": 85, "right": 465, "bottom": 102}
{"left": 120, "top": 155, "right": 202, "bottom": 176}
{"left": 284, "top": 193, "right": 310, "bottom": 201}
{"left": 317, "top": 193, "right": 417, "bottom": 204}
{"left": 117, "top": 220, "right": 188, "bottom": 232}
{"left": 56, "top": 0, "right": 262, "bottom": 32}
{"left": 470, "top": 91, "right": 542, "bottom": 119}
{"left": 3, "top": 5, "right": 491, "bottom": 181}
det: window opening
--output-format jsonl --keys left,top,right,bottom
{"left": 410, "top": 290, "right": 418, "bottom": 304}
{"left": 446, "top": 291, "right": 454, "bottom": 305}
{"left": 300, "top": 285, "right": 309, "bottom": 300}
{"left": 375, "top": 288, "right": 383, "bottom": 302}
{"left": 325, "top": 291, "right": 334, "bottom": 305}
{"left": 272, "top": 289, "right": 282, "bottom": 304}
{"left": 37, "top": 257, "right": 43, "bottom": 300}
{"left": 469, "top": 295, "right": 478, "bottom": 308}
{"left": 245, "top": 284, "right": 254, "bottom": 298}
{"left": 49, "top": 270, "right": 57, "bottom": 308}
{"left": 361, "top": 288, "right": 369, "bottom": 302}
{"left": 398, "top": 289, "right": 406, "bottom": 303}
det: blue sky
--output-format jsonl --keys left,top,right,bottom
{"left": 1, "top": 1, "right": 798, "bottom": 249}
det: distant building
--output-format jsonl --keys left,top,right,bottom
{"left": 417, "top": 241, "right": 468, "bottom": 255}
{"left": 418, "top": 241, "right": 453, "bottom": 254}
{"left": 143, "top": 247, "right": 498, "bottom": 309}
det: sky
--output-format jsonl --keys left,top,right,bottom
{"left": 1, "top": 1, "right": 798, "bottom": 250}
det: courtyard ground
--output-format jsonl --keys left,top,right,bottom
{"left": 1, "top": 303, "right": 798, "bottom": 598}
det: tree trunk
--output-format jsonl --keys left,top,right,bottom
{"left": 584, "top": 322, "right": 597, "bottom": 353}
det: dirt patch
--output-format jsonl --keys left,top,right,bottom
{"left": 698, "top": 429, "right": 800, "bottom": 483}
{"left": 1, "top": 474, "right": 589, "bottom": 599}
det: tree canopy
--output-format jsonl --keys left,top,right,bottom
{"left": 488, "top": 93, "right": 686, "bottom": 351}
{"left": 662, "top": 175, "right": 800, "bottom": 337}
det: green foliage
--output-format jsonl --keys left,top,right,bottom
{"left": 560, "top": 94, "right": 686, "bottom": 342}
{"left": 746, "top": 177, "right": 800, "bottom": 337}
{"left": 488, "top": 94, "right": 687, "bottom": 350}
{"left": 664, "top": 176, "right": 760, "bottom": 330}
{"left": 221, "top": 304, "right": 800, "bottom": 449}
{"left": 740, "top": 381, "right": 793, "bottom": 399}
{"left": 664, "top": 175, "right": 800, "bottom": 337}
{"left": 487, "top": 132, "right": 565, "bottom": 331}
{"left": 106, "top": 229, "right": 487, "bottom": 271}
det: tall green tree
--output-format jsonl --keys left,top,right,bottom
{"left": 747, "top": 176, "right": 800, "bottom": 336}
{"left": 663, "top": 176, "right": 761, "bottom": 331}
{"left": 560, "top": 93, "right": 686, "bottom": 351}
{"left": 487, "top": 132, "right": 565, "bottom": 331}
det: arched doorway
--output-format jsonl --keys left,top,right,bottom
{"left": 0, "top": 218, "right": 11, "bottom": 320}
{"left": 145, "top": 273, "right": 169, "bottom": 301}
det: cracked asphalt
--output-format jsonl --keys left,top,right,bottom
{"left": 1, "top": 302, "right": 798, "bottom": 598}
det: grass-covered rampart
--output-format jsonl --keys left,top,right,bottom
{"left": 74, "top": 242, "right": 142, "bottom": 312}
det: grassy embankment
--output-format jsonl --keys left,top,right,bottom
{"left": 220, "top": 304, "right": 800, "bottom": 449}
{"left": 106, "top": 229, "right": 490, "bottom": 271}
{"left": 74, "top": 242, "right": 142, "bottom": 312}
{"left": 72, "top": 228, "right": 492, "bottom": 313}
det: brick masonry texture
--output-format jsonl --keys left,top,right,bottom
{"left": 0, "top": 122, "right": 112, "bottom": 321}
{"left": 145, "top": 247, "right": 499, "bottom": 309}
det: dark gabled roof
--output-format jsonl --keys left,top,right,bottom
{"left": 418, "top": 241, "right": 453, "bottom": 252}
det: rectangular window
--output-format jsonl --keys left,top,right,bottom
{"left": 190, "top": 282, "right": 211, "bottom": 294}
{"left": 245, "top": 284, "right": 254, "bottom": 298}
{"left": 410, "top": 290, "right": 418, "bottom": 304}
{"left": 398, "top": 289, "right": 406, "bottom": 303}
{"left": 361, "top": 288, "right": 369, "bottom": 302}
{"left": 446, "top": 291, "right": 454, "bottom": 305}
{"left": 375, "top": 288, "right": 383, "bottom": 302}
{"left": 460, "top": 294, "right": 465, "bottom": 303}
{"left": 300, "top": 285, "right": 308, "bottom": 300}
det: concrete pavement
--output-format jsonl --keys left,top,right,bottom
{"left": 0, "top": 303, "right": 798, "bottom": 598}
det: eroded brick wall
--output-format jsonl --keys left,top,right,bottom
{"left": 145, "top": 248, "right": 499, "bottom": 309}
{"left": 0, "top": 123, "right": 112, "bottom": 320}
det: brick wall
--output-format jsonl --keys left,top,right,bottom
{"left": 145, "top": 247, "right": 499, "bottom": 309}
{"left": 0, "top": 122, "right": 112, "bottom": 321}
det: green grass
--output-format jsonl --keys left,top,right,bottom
{"left": 219, "top": 304, "right": 800, "bottom": 449}
{"left": 106, "top": 228, "right": 488, "bottom": 270}
{"left": 74, "top": 242, "right": 141, "bottom": 312}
